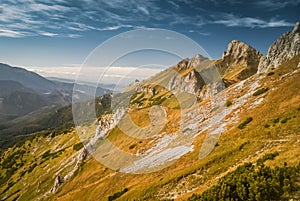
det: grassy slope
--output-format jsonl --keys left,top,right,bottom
{"left": 0, "top": 55, "right": 299, "bottom": 201}
{"left": 51, "top": 55, "right": 300, "bottom": 200}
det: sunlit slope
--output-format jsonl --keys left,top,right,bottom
{"left": 0, "top": 54, "right": 299, "bottom": 201}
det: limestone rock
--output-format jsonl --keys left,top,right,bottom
{"left": 169, "top": 69, "right": 206, "bottom": 96}
{"left": 50, "top": 175, "right": 64, "bottom": 194}
{"left": 218, "top": 40, "right": 263, "bottom": 81}
{"left": 258, "top": 22, "right": 300, "bottom": 73}
{"left": 168, "top": 54, "right": 207, "bottom": 97}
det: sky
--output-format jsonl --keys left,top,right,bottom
{"left": 0, "top": 0, "right": 299, "bottom": 78}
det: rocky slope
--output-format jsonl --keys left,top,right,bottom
{"left": 258, "top": 22, "right": 300, "bottom": 73}
{"left": 144, "top": 40, "right": 263, "bottom": 100}
{"left": 1, "top": 52, "right": 299, "bottom": 201}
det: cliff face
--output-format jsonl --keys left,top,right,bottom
{"left": 168, "top": 54, "right": 207, "bottom": 97}
{"left": 168, "top": 40, "right": 263, "bottom": 97}
{"left": 217, "top": 40, "right": 263, "bottom": 81}
{"left": 134, "top": 22, "right": 300, "bottom": 101}
{"left": 258, "top": 22, "right": 300, "bottom": 73}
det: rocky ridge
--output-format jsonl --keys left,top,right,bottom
{"left": 258, "top": 22, "right": 300, "bottom": 73}
{"left": 167, "top": 39, "right": 264, "bottom": 99}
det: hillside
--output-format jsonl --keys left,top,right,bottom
{"left": 0, "top": 23, "right": 299, "bottom": 201}
{"left": 0, "top": 64, "right": 111, "bottom": 151}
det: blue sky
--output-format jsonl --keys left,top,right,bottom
{"left": 0, "top": 0, "right": 299, "bottom": 67}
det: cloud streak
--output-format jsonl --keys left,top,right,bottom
{"left": 254, "top": 0, "right": 300, "bottom": 10}
{"left": 211, "top": 14, "right": 294, "bottom": 28}
{"left": 0, "top": 0, "right": 297, "bottom": 38}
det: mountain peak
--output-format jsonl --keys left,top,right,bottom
{"left": 217, "top": 40, "right": 262, "bottom": 81}
{"left": 222, "top": 40, "right": 260, "bottom": 60}
{"left": 188, "top": 54, "right": 208, "bottom": 68}
{"left": 173, "top": 54, "right": 207, "bottom": 71}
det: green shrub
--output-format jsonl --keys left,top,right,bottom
{"left": 225, "top": 101, "right": 232, "bottom": 107}
{"left": 273, "top": 117, "right": 280, "bottom": 124}
{"left": 188, "top": 161, "right": 299, "bottom": 201}
{"left": 253, "top": 88, "right": 269, "bottom": 96}
{"left": 41, "top": 149, "right": 64, "bottom": 159}
{"left": 108, "top": 188, "right": 128, "bottom": 201}
{"left": 27, "top": 163, "right": 37, "bottom": 173}
{"left": 257, "top": 151, "right": 279, "bottom": 166}
{"left": 238, "top": 117, "right": 253, "bottom": 129}
{"left": 73, "top": 142, "right": 84, "bottom": 151}
{"left": 42, "top": 150, "right": 51, "bottom": 158}
{"left": 264, "top": 124, "right": 270, "bottom": 128}
{"left": 239, "top": 141, "right": 250, "bottom": 150}
{"left": 129, "top": 144, "right": 137, "bottom": 149}
{"left": 281, "top": 117, "right": 288, "bottom": 124}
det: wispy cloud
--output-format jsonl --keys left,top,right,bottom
{"left": 167, "top": 0, "right": 180, "bottom": 9}
{"left": 0, "top": 0, "right": 198, "bottom": 38}
{"left": 0, "top": 0, "right": 297, "bottom": 38}
{"left": 0, "top": 28, "right": 28, "bottom": 37}
{"left": 211, "top": 14, "right": 294, "bottom": 28}
{"left": 188, "top": 30, "right": 211, "bottom": 36}
{"left": 38, "top": 31, "right": 58, "bottom": 37}
{"left": 0, "top": 0, "right": 76, "bottom": 37}
{"left": 254, "top": 0, "right": 300, "bottom": 10}
{"left": 98, "top": 25, "right": 136, "bottom": 31}
{"left": 137, "top": 6, "right": 150, "bottom": 15}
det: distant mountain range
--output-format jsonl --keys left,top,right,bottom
{"left": 0, "top": 64, "right": 111, "bottom": 149}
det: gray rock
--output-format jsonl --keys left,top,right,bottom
{"left": 50, "top": 175, "right": 64, "bottom": 194}
{"left": 258, "top": 22, "right": 300, "bottom": 73}
{"left": 168, "top": 56, "right": 206, "bottom": 97}
{"left": 219, "top": 40, "right": 262, "bottom": 80}
{"left": 168, "top": 54, "right": 225, "bottom": 99}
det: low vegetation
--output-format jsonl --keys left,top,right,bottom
{"left": 273, "top": 117, "right": 280, "bottom": 124}
{"left": 225, "top": 101, "right": 232, "bottom": 107}
{"left": 253, "top": 88, "right": 269, "bottom": 96}
{"left": 188, "top": 162, "right": 300, "bottom": 201}
{"left": 257, "top": 151, "right": 279, "bottom": 166}
{"left": 129, "top": 144, "right": 137, "bottom": 149}
{"left": 73, "top": 142, "right": 84, "bottom": 151}
{"left": 238, "top": 117, "right": 253, "bottom": 129}
{"left": 108, "top": 188, "right": 129, "bottom": 201}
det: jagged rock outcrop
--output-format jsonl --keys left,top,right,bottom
{"left": 63, "top": 148, "right": 87, "bottom": 182}
{"left": 48, "top": 148, "right": 88, "bottom": 195}
{"left": 50, "top": 175, "right": 64, "bottom": 194}
{"left": 168, "top": 69, "right": 206, "bottom": 96}
{"left": 258, "top": 22, "right": 300, "bottom": 73}
{"left": 86, "top": 109, "right": 126, "bottom": 152}
{"left": 168, "top": 54, "right": 207, "bottom": 97}
{"left": 217, "top": 40, "right": 263, "bottom": 81}
{"left": 47, "top": 111, "right": 125, "bottom": 196}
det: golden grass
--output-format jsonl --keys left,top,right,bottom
{"left": 1, "top": 55, "right": 299, "bottom": 201}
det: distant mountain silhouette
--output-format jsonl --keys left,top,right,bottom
{"left": 0, "top": 63, "right": 111, "bottom": 141}
{"left": 0, "top": 63, "right": 57, "bottom": 93}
